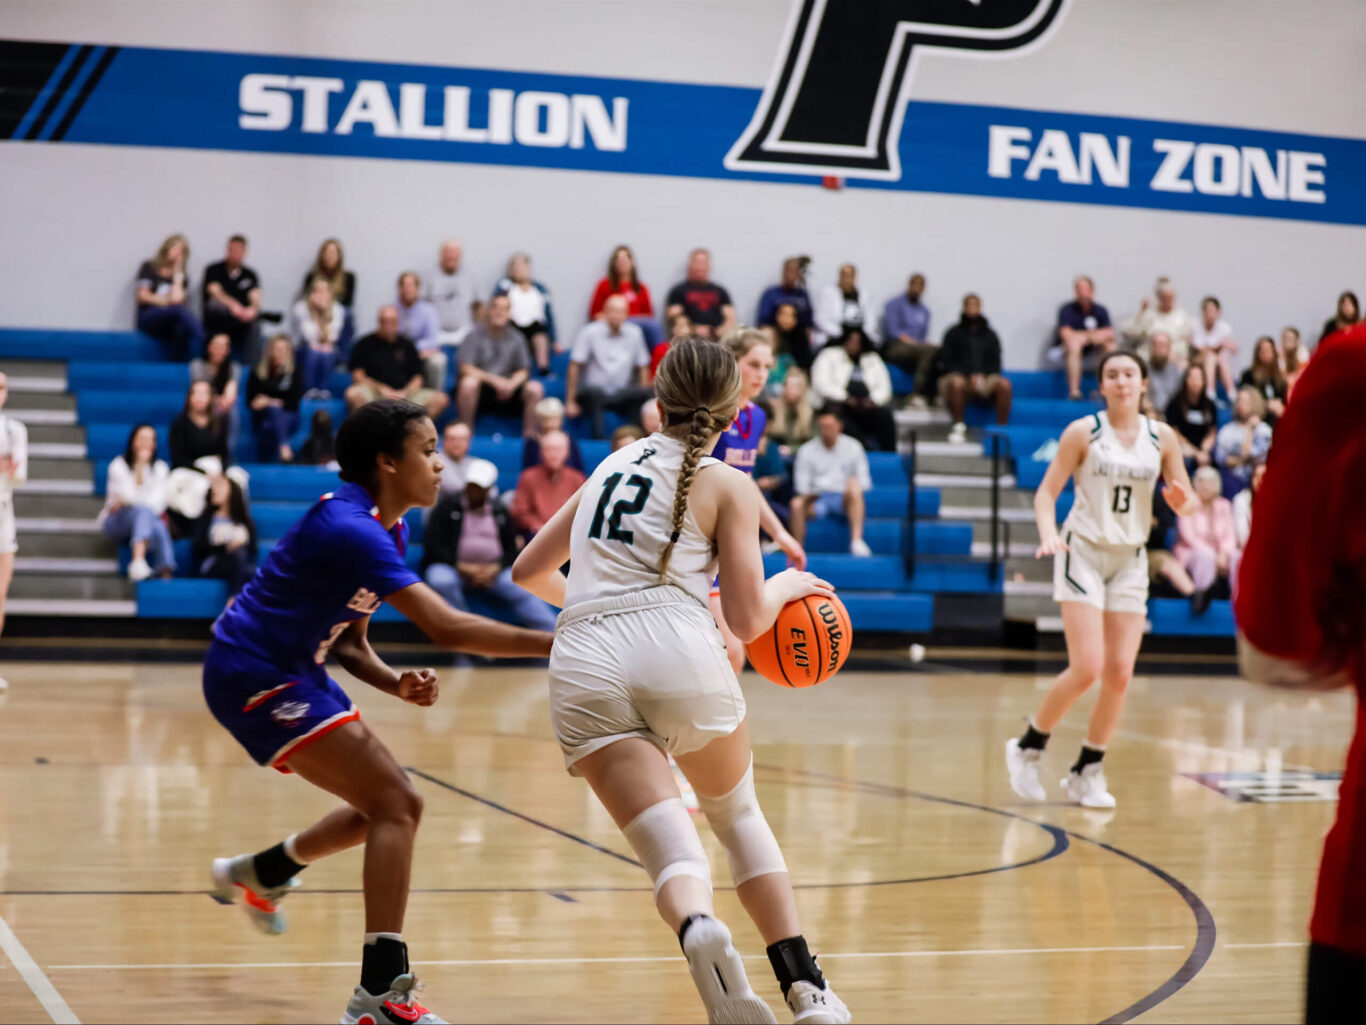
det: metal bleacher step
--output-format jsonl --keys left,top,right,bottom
{"left": 18, "top": 529, "right": 117, "bottom": 559}
{"left": 1004, "top": 555, "right": 1054, "bottom": 583}
{"left": 26, "top": 423, "right": 85, "bottom": 446}
{"left": 14, "top": 556, "right": 120, "bottom": 575}
{"left": 0, "top": 359, "right": 66, "bottom": 389}
{"left": 10, "top": 573, "right": 133, "bottom": 601}
{"left": 972, "top": 518, "right": 1040, "bottom": 546}
{"left": 1004, "top": 592, "right": 1060, "bottom": 623}
{"left": 7, "top": 597, "right": 136, "bottom": 617}
{"left": 972, "top": 540, "right": 1040, "bottom": 560}
{"left": 15, "top": 493, "right": 104, "bottom": 518}
{"left": 5, "top": 391, "right": 76, "bottom": 412}
{"left": 25, "top": 457, "right": 94, "bottom": 481}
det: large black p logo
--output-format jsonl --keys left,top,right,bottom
{"left": 726, "top": 0, "right": 1069, "bottom": 179}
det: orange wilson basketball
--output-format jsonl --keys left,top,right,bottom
{"left": 746, "top": 593, "right": 852, "bottom": 688}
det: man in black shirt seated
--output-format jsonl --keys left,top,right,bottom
{"left": 202, "top": 235, "right": 262, "bottom": 361}
{"left": 345, "top": 305, "right": 449, "bottom": 418}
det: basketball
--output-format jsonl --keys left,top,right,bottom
{"left": 746, "top": 594, "right": 852, "bottom": 688}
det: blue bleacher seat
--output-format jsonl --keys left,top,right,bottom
{"left": 137, "top": 578, "right": 228, "bottom": 618}
{"left": 1148, "top": 598, "right": 1236, "bottom": 636}
{"left": 838, "top": 592, "right": 933, "bottom": 633}
{"left": 0, "top": 328, "right": 162, "bottom": 362}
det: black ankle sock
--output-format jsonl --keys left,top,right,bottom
{"left": 1071, "top": 744, "right": 1105, "bottom": 775}
{"left": 253, "top": 842, "right": 307, "bottom": 889}
{"left": 361, "top": 937, "right": 409, "bottom": 997}
{"left": 766, "top": 935, "right": 825, "bottom": 996}
{"left": 1018, "top": 723, "right": 1050, "bottom": 751}
{"left": 677, "top": 913, "right": 708, "bottom": 948}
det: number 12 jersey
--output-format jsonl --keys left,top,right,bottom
{"left": 564, "top": 433, "right": 723, "bottom": 610}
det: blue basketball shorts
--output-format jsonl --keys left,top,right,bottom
{"left": 203, "top": 639, "right": 359, "bottom": 771}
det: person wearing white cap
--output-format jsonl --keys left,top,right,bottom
{"left": 421, "top": 457, "right": 557, "bottom": 642}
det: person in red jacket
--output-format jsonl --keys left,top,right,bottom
{"left": 589, "top": 245, "right": 654, "bottom": 320}
{"left": 1236, "top": 321, "right": 1366, "bottom": 1024}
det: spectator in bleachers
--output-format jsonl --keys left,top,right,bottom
{"left": 791, "top": 408, "right": 872, "bottom": 557}
{"left": 1174, "top": 466, "right": 1239, "bottom": 612}
{"left": 1165, "top": 364, "right": 1218, "bottom": 469}
{"left": 665, "top": 248, "right": 735, "bottom": 340}
{"left": 813, "top": 263, "right": 879, "bottom": 352}
{"left": 771, "top": 301, "right": 813, "bottom": 374}
{"left": 191, "top": 334, "right": 242, "bottom": 458}
{"left": 201, "top": 234, "right": 262, "bottom": 361}
{"left": 810, "top": 326, "right": 896, "bottom": 452}
{"left": 1053, "top": 274, "right": 1115, "bottom": 401}
{"left": 640, "top": 397, "right": 662, "bottom": 435}
{"left": 99, "top": 423, "right": 174, "bottom": 582}
{"left": 565, "top": 295, "right": 652, "bottom": 439}
{"left": 611, "top": 424, "right": 646, "bottom": 451}
{"left": 247, "top": 334, "right": 304, "bottom": 463}
{"left": 1122, "top": 276, "right": 1193, "bottom": 363}
{"left": 1214, "top": 386, "right": 1272, "bottom": 492}
{"left": 939, "top": 293, "right": 1013, "bottom": 444}
{"left": 295, "top": 408, "right": 336, "bottom": 467}
{"left": 1280, "top": 326, "right": 1309, "bottom": 395}
{"left": 760, "top": 323, "right": 795, "bottom": 394}
{"left": 290, "top": 275, "right": 347, "bottom": 397}
{"left": 1191, "top": 296, "right": 1238, "bottom": 401}
{"left": 650, "top": 312, "right": 692, "bottom": 380}
{"left": 170, "top": 380, "right": 230, "bottom": 471}
{"left": 423, "top": 458, "right": 557, "bottom": 642}
{"left": 757, "top": 256, "right": 813, "bottom": 331}
{"left": 1146, "top": 487, "right": 1200, "bottom": 609}
{"left": 753, "top": 416, "right": 792, "bottom": 529}
{"left": 136, "top": 233, "right": 202, "bottom": 361}
{"left": 455, "top": 293, "right": 543, "bottom": 433}
{"left": 1319, "top": 289, "right": 1359, "bottom": 342}
{"left": 193, "top": 474, "right": 257, "bottom": 597}
{"left": 438, "top": 421, "right": 475, "bottom": 496}
{"left": 346, "top": 305, "right": 449, "bottom": 419}
{"left": 511, "top": 430, "right": 586, "bottom": 538}
{"left": 493, "top": 253, "right": 556, "bottom": 376}
{"left": 303, "top": 238, "right": 355, "bottom": 308}
{"left": 882, "top": 272, "right": 936, "bottom": 405}
{"left": 521, "top": 397, "right": 585, "bottom": 473}
{"left": 770, "top": 366, "right": 815, "bottom": 454}
{"left": 1239, "top": 336, "right": 1288, "bottom": 425}
{"left": 1233, "top": 461, "right": 1265, "bottom": 551}
{"left": 1145, "top": 332, "right": 1185, "bottom": 420}
{"left": 590, "top": 245, "right": 654, "bottom": 324}
{"left": 425, "top": 238, "right": 481, "bottom": 344}
{"left": 397, "top": 271, "right": 445, "bottom": 389}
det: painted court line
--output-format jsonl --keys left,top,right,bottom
{"left": 47, "top": 944, "right": 1185, "bottom": 971}
{"left": 1223, "top": 941, "right": 1308, "bottom": 949}
{"left": 0, "top": 912, "right": 80, "bottom": 1023}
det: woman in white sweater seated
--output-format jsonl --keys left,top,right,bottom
{"left": 810, "top": 326, "right": 897, "bottom": 451}
{"left": 99, "top": 423, "right": 175, "bottom": 582}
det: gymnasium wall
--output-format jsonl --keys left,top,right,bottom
{"left": 1, "top": 0, "right": 1362, "bottom": 366}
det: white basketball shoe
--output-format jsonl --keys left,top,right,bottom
{"left": 1005, "top": 738, "right": 1047, "bottom": 802}
{"left": 1061, "top": 763, "right": 1117, "bottom": 808}
{"left": 785, "top": 980, "right": 851, "bottom": 1024}
{"left": 682, "top": 916, "right": 778, "bottom": 1024}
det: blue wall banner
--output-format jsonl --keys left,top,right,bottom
{"left": 2, "top": 37, "right": 1363, "bottom": 227}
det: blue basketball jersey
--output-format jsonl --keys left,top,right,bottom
{"left": 212, "top": 483, "right": 421, "bottom": 676}
{"left": 710, "top": 401, "right": 765, "bottom": 476}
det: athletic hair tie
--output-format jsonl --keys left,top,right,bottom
{"left": 665, "top": 405, "right": 716, "bottom": 427}
{"left": 669, "top": 530, "right": 681, "bottom": 543}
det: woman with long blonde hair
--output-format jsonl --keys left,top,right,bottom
{"left": 136, "top": 233, "right": 203, "bottom": 359}
{"left": 514, "top": 338, "right": 849, "bottom": 1024}
{"left": 303, "top": 237, "right": 356, "bottom": 308}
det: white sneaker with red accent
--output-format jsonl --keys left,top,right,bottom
{"left": 341, "top": 973, "right": 447, "bottom": 1024}
{"left": 210, "top": 854, "right": 300, "bottom": 936}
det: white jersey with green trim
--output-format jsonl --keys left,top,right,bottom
{"left": 563, "top": 432, "right": 721, "bottom": 610}
{"left": 1061, "top": 411, "right": 1162, "bottom": 547}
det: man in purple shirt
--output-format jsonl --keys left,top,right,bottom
{"left": 881, "top": 273, "right": 936, "bottom": 406}
{"left": 1054, "top": 274, "right": 1115, "bottom": 400}
{"left": 397, "top": 271, "right": 446, "bottom": 390}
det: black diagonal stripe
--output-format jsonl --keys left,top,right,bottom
{"left": 0, "top": 40, "right": 71, "bottom": 140}
{"left": 22, "top": 42, "right": 90, "bottom": 140}
{"left": 50, "top": 44, "right": 118, "bottom": 142}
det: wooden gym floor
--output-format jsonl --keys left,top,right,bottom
{"left": 0, "top": 658, "right": 1347, "bottom": 1024}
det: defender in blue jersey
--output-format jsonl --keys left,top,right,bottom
{"left": 710, "top": 328, "right": 805, "bottom": 676}
{"left": 204, "top": 401, "right": 553, "bottom": 1025}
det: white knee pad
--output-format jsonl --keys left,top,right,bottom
{"left": 622, "top": 797, "right": 712, "bottom": 898}
{"left": 696, "top": 760, "right": 787, "bottom": 886}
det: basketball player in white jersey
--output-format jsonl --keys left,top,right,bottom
{"left": 0, "top": 373, "right": 28, "bottom": 693}
{"left": 1005, "top": 351, "right": 1196, "bottom": 807}
{"left": 513, "top": 339, "right": 850, "bottom": 1024}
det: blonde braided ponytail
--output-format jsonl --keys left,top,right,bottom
{"left": 654, "top": 338, "right": 743, "bottom": 585}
